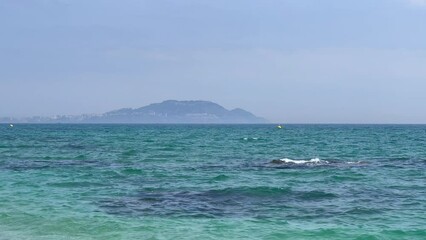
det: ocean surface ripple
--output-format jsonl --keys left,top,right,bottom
{"left": 0, "top": 124, "right": 425, "bottom": 239}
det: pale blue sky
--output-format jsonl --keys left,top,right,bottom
{"left": 1, "top": 0, "right": 426, "bottom": 123}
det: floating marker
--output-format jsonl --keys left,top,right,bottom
{"left": 9, "top": 124, "right": 14, "bottom": 128}
{"left": 277, "top": 125, "right": 282, "bottom": 129}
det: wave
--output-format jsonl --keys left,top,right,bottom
{"left": 273, "top": 158, "right": 329, "bottom": 165}
{"left": 242, "top": 137, "right": 259, "bottom": 141}
{"left": 270, "top": 158, "right": 367, "bottom": 167}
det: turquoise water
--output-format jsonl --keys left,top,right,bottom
{"left": 0, "top": 124, "right": 425, "bottom": 239}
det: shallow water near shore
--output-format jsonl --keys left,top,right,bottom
{"left": 0, "top": 124, "right": 425, "bottom": 239}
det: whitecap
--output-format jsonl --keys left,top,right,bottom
{"left": 346, "top": 161, "right": 367, "bottom": 165}
{"left": 242, "top": 137, "right": 259, "bottom": 141}
{"left": 276, "top": 158, "right": 329, "bottom": 164}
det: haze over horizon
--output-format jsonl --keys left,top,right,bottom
{"left": 1, "top": 0, "right": 426, "bottom": 123}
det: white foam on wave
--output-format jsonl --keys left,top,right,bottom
{"left": 346, "top": 161, "right": 365, "bottom": 165}
{"left": 278, "top": 158, "right": 329, "bottom": 164}
{"left": 243, "top": 137, "right": 259, "bottom": 140}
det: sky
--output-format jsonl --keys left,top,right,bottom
{"left": 1, "top": 0, "right": 426, "bottom": 123}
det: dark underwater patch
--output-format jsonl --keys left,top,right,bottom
{"left": 0, "top": 159, "right": 109, "bottom": 171}
{"left": 98, "top": 187, "right": 339, "bottom": 218}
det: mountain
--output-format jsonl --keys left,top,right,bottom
{"left": 1, "top": 100, "right": 267, "bottom": 124}
{"left": 88, "top": 100, "right": 266, "bottom": 123}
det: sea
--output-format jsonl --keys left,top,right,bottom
{"left": 0, "top": 124, "right": 425, "bottom": 239}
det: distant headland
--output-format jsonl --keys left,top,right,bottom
{"left": 1, "top": 100, "right": 267, "bottom": 124}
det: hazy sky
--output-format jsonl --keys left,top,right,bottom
{"left": 1, "top": 0, "right": 426, "bottom": 123}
